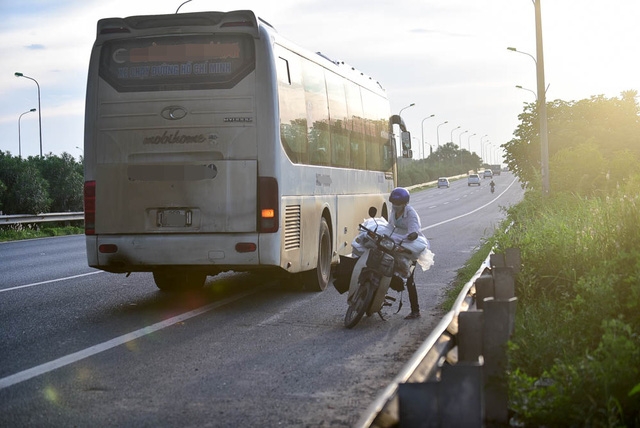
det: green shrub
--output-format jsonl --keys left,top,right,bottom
{"left": 495, "top": 181, "right": 640, "bottom": 425}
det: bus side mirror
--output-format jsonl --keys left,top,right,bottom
{"left": 401, "top": 131, "right": 411, "bottom": 150}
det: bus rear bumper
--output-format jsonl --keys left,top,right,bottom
{"left": 85, "top": 233, "right": 275, "bottom": 274}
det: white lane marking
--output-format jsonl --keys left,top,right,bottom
{"left": 0, "top": 285, "right": 268, "bottom": 390}
{"left": 422, "top": 178, "right": 518, "bottom": 231}
{"left": 0, "top": 271, "right": 104, "bottom": 293}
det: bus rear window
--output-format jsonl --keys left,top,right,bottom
{"left": 99, "top": 35, "right": 255, "bottom": 92}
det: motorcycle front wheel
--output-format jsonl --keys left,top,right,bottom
{"left": 344, "top": 281, "right": 374, "bottom": 328}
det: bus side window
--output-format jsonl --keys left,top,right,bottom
{"left": 277, "top": 54, "right": 308, "bottom": 164}
{"left": 345, "top": 83, "right": 366, "bottom": 170}
{"left": 301, "top": 60, "right": 330, "bottom": 166}
{"left": 326, "top": 72, "right": 350, "bottom": 168}
{"left": 362, "top": 90, "right": 391, "bottom": 172}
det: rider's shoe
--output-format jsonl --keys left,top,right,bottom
{"left": 404, "top": 311, "right": 421, "bottom": 319}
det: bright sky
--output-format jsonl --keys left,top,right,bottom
{"left": 0, "top": 0, "right": 638, "bottom": 164}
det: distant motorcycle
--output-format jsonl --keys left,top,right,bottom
{"left": 334, "top": 208, "right": 425, "bottom": 328}
{"left": 490, "top": 182, "right": 495, "bottom": 194}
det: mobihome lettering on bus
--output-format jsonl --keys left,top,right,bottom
{"left": 84, "top": 10, "right": 398, "bottom": 292}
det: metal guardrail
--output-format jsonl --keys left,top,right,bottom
{"left": 0, "top": 212, "right": 84, "bottom": 225}
{"left": 405, "top": 173, "right": 468, "bottom": 192}
{"left": 356, "top": 248, "right": 521, "bottom": 427}
{"left": 0, "top": 173, "right": 470, "bottom": 226}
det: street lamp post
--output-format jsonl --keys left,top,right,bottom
{"left": 534, "top": 0, "right": 550, "bottom": 194}
{"left": 508, "top": 4, "right": 550, "bottom": 195}
{"left": 480, "top": 134, "right": 488, "bottom": 161}
{"left": 516, "top": 85, "right": 537, "bottom": 101}
{"left": 507, "top": 46, "right": 537, "bottom": 66}
{"left": 15, "top": 72, "right": 42, "bottom": 157}
{"left": 458, "top": 130, "right": 468, "bottom": 148}
{"left": 18, "top": 108, "right": 36, "bottom": 159}
{"left": 399, "top": 103, "right": 415, "bottom": 118}
{"left": 449, "top": 126, "right": 461, "bottom": 144}
{"left": 458, "top": 130, "right": 468, "bottom": 168}
{"left": 436, "top": 121, "right": 448, "bottom": 148}
{"left": 467, "top": 133, "right": 476, "bottom": 152}
{"left": 421, "top": 114, "right": 435, "bottom": 159}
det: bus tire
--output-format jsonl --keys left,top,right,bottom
{"left": 304, "top": 217, "right": 331, "bottom": 292}
{"left": 153, "top": 270, "right": 206, "bottom": 292}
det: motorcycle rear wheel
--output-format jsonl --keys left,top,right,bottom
{"left": 344, "top": 281, "right": 374, "bottom": 328}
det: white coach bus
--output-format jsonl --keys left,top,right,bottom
{"left": 84, "top": 10, "right": 399, "bottom": 292}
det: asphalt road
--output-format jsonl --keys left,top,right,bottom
{"left": 0, "top": 173, "right": 524, "bottom": 427}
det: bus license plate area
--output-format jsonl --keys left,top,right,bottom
{"left": 157, "top": 209, "right": 192, "bottom": 227}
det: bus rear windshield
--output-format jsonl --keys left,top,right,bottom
{"left": 99, "top": 34, "right": 255, "bottom": 92}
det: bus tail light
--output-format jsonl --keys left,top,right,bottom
{"left": 99, "top": 244, "right": 118, "bottom": 253}
{"left": 84, "top": 181, "right": 96, "bottom": 235}
{"left": 235, "top": 243, "right": 257, "bottom": 253}
{"left": 258, "top": 177, "right": 279, "bottom": 233}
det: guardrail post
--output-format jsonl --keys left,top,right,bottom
{"left": 482, "top": 296, "right": 517, "bottom": 425}
{"left": 505, "top": 248, "right": 521, "bottom": 274}
{"left": 474, "top": 270, "right": 493, "bottom": 310}
{"left": 493, "top": 266, "right": 515, "bottom": 301}
{"left": 398, "top": 362, "right": 484, "bottom": 428}
{"left": 457, "top": 310, "right": 483, "bottom": 363}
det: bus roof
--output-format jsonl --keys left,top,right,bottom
{"left": 95, "top": 9, "right": 386, "bottom": 96}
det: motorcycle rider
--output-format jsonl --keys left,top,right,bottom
{"left": 490, "top": 179, "right": 496, "bottom": 192}
{"left": 388, "top": 187, "right": 425, "bottom": 319}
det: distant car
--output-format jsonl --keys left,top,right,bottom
{"left": 468, "top": 174, "right": 481, "bottom": 186}
{"left": 483, "top": 170, "right": 493, "bottom": 179}
{"left": 437, "top": 177, "right": 450, "bottom": 188}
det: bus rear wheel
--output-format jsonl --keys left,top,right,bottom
{"left": 153, "top": 270, "right": 206, "bottom": 292}
{"left": 304, "top": 217, "right": 331, "bottom": 292}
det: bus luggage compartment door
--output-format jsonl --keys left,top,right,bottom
{"left": 95, "top": 159, "right": 257, "bottom": 234}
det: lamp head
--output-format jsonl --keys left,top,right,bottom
{"left": 15, "top": 72, "right": 23, "bottom": 77}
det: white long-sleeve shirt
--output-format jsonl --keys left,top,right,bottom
{"left": 388, "top": 204, "right": 424, "bottom": 239}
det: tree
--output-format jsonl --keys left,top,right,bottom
{"left": 34, "top": 152, "right": 84, "bottom": 212}
{"left": 549, "top": 143, "right": 606, "bottom": 196}
{"left": 503, "top": 91, "right": 640, "bottom": 194}
{"left": 6, "top": 163, "right": 50, "bottom": 214}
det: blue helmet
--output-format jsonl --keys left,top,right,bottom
{"left": 389, "top": 187, "right": 410, "bottom": 205}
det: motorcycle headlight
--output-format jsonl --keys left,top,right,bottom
{"left": 380, "top": 237, "right": 395, "bottom": 251}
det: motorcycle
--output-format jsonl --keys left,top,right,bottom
{"left": 490, "top": 183, "right": 495, "bottom": 193}
{"left": 334, "top": 207, "right": 425, "bottom": 328}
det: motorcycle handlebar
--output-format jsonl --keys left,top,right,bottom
{"left": 357, "top": 223, "right": 412, "bottom": 254}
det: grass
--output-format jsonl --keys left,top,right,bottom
{"left": 491, "top": 183, "right": 640, "bottom": 427}
{"left": 440, "top": 238, "right": 493, "bottom": 312}
{"left": 0, "top": 222, "right": 84, "bottom": 242}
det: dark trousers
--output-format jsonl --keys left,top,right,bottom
{"left": 405, "top": 268, "right": 419, "bottom": 313}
